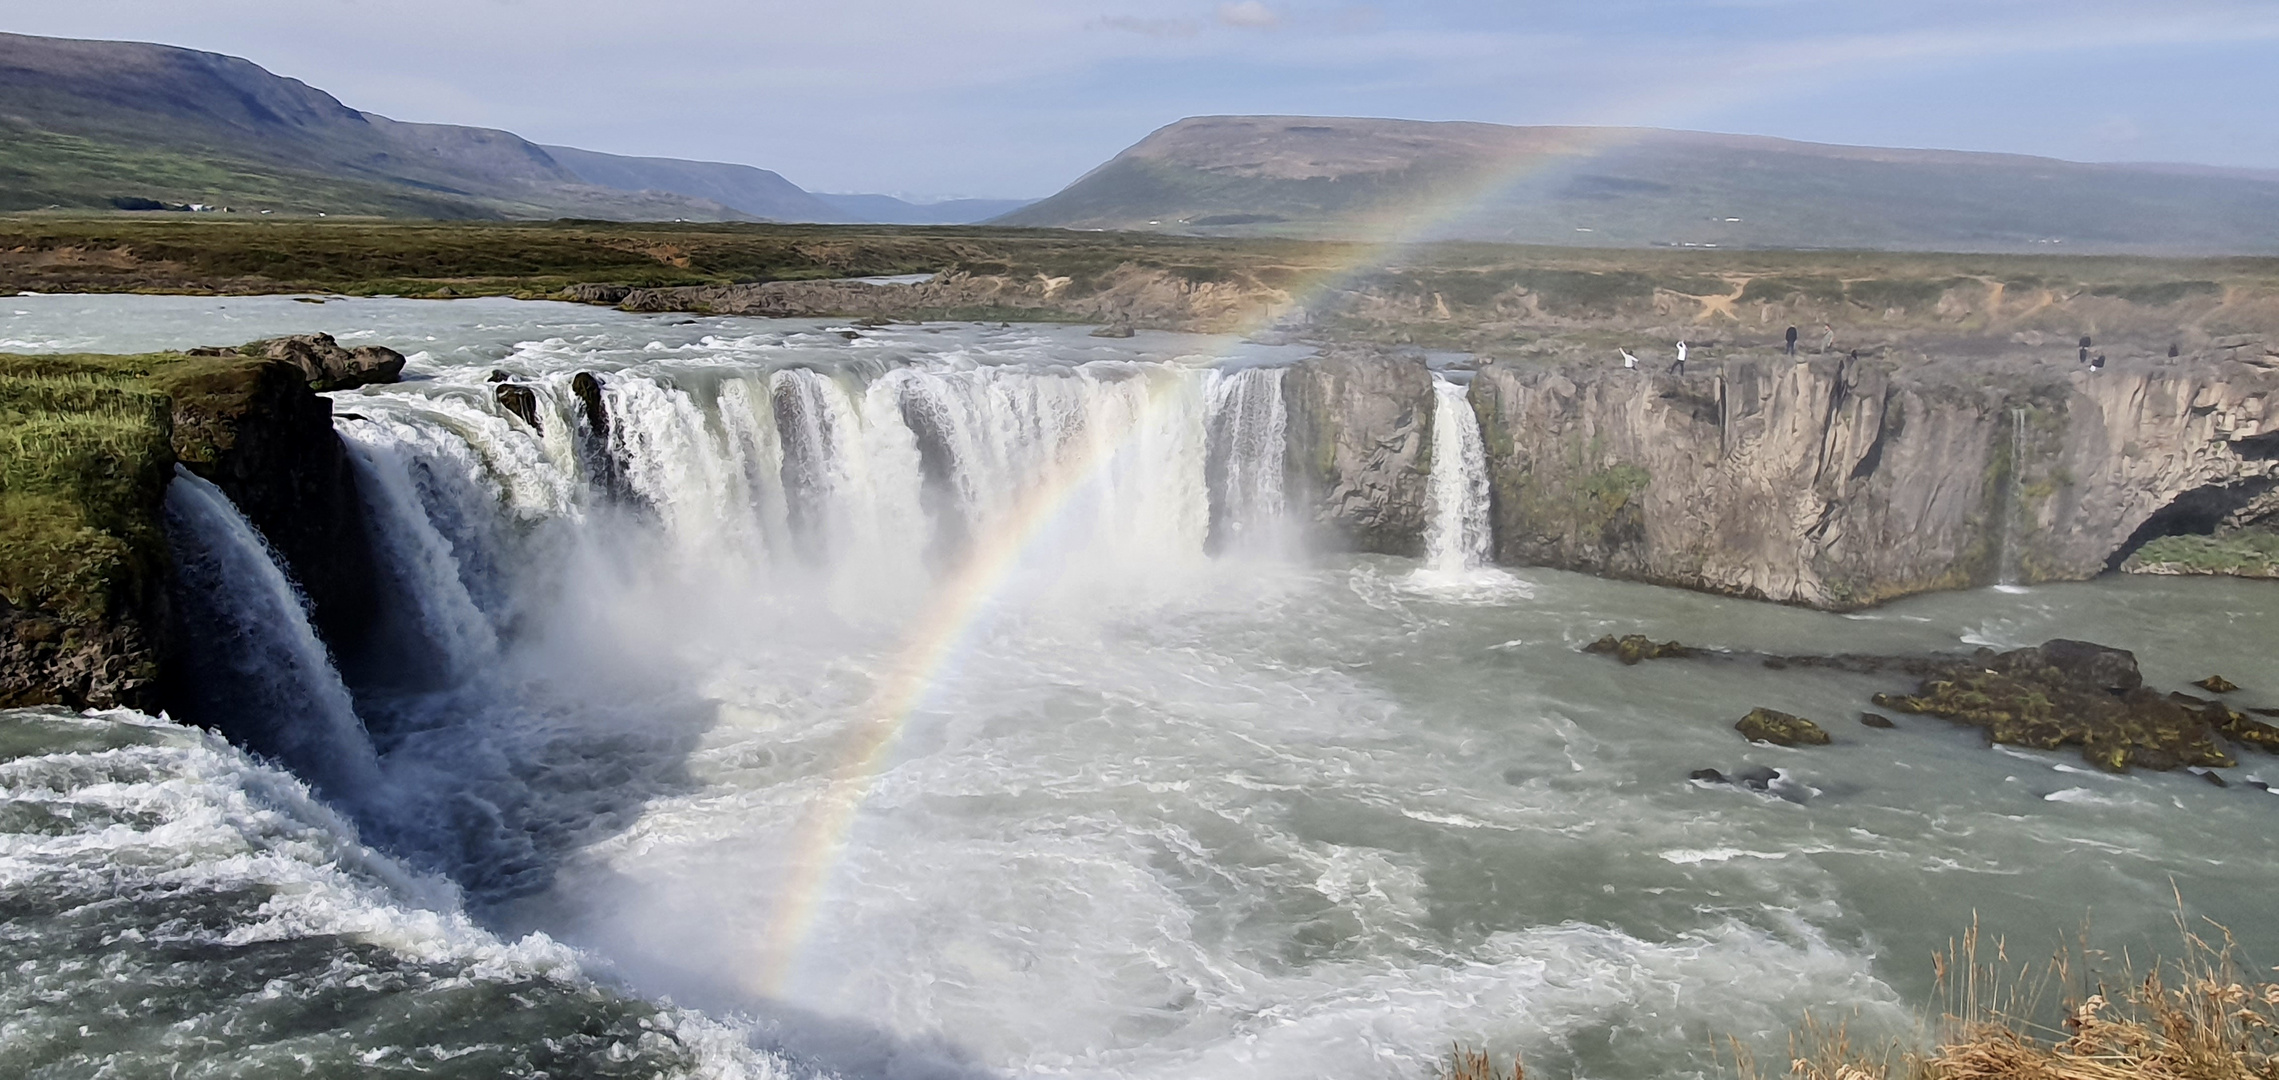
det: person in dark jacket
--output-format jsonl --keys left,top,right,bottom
{"left": 1785, "top": 326, "right": 1798, "bottom": 356}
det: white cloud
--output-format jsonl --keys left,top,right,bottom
{"left": 1217, "top": 1, "right": 1282, "bottom": 29}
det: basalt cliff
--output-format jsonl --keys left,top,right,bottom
{"left": 1468, "top": 352, "right": 2276, "bottom": 605}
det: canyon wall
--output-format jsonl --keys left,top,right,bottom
{"left": 1283, "top": 352, "right": 1438, "bottom": 555}
{"left": 1466, "top": 354, "right": 2279, "bottom": 607}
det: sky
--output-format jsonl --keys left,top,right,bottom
{"left": 3, "top": 0, "right": 2277, "bottom": 199}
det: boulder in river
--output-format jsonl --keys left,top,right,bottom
{"left": 1736, "top": 708, "right": 1831, "bottom": 746}
{"left": 571, "top": 371, "right": 610, "bottom": 439}
{"left": 2195, "top": 675, "right": 2241, "bottom": 694}
{"left": 190, "top": 334, "right": 405, "bottom": 392}
{"left": 1860, "top": 712, "right": 1896, "bottom": 729}
{"left": 1584, "top": 634, "right": 1697, "bottom": 665}
{"left": 494, "top": 383, "right": 542, "bottom": 432}
{"left": 1870, "top": 640, "right": 2238, "bottom": 771}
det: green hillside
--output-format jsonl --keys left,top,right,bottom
{"left": 0, "top": 31, "right": 746, "bottom": 221}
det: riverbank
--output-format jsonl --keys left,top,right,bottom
{"left": 8, "top": 217, "right": 2279, "bottom": 349}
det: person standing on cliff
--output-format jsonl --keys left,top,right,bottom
{"left": 1621, "top": 348, "right": 1640, "bottom": 370}
{"left": 1670, "top": 340, "right": 1688, "bottom": 375}
{"left": 1820, "top": 323, "right": 1835, "bottom": 353}
{"left": 1785, "top": 326, "right": 1798, "bottom": 356}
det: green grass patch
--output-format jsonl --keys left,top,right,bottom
{"left": 0, "top": 354, "right": 190, "bottom": 622}
{"left": 2086, "top": 280, "right": 2223, "bottom": 306}
{"left": 2123, "top": 531, "right": 2279, "bottom": 577}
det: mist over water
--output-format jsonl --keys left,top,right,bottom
{"left": 6, "top": 296, "right": 2279, "bottom": 1079}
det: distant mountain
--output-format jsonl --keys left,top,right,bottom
{"left": 1000, "top": 116, "right": 2279, "bottom": 254}
{"left": 540, "top": 145, "right": 842, "bottom": 221}
{"left": 811, "top": 193, "right": 1037, "bottom": 225}
{"left": 0, "top": 31, "right": 764, "bottom": 220}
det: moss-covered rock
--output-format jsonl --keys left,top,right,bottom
{"left": 1736, "top": 708, "right": 1831, "bottom": 746}
{"left": 1583, "top": 634, "right": 1697, "bottom": 665}
{"left": 1869, "top": 640, "right": 2238, "bottom": 772}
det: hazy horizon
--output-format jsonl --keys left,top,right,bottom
{"left": 5, "top": 1, "right": 2276, "bottom": 203}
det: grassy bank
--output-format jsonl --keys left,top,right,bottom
{"left": 5, "top": 216, "right": 2276, "bottom": 323}
{"left": 2124, "top": 532, "right": 2279, "bottom": 579}
{"left": 0, "top": 350, "right": 259, "bottom": 626}
{"left": 1447, "top": 922, "right": 2279, "bottom": 1080}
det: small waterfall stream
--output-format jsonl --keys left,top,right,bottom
{"left": 1421, "top": 374, "right": 1493, "bottom": 573}
{"left": 163, "top": 466, "right": 381, "bottom": 799}
{"left": 1997, "top": 406, "right": 2026, "bottom": 588}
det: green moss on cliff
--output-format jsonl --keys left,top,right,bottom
{"left": 0, "top": 351, "right": 277, "bottom": 627}
{"left": 0, "top": 356, "right": 184, "bottom": 624}
{"left": 2123, "top": 531, "right": 2279, "bottom": 578}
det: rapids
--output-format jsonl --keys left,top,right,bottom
{"left": 5, "top": 295, "right": 2279, "bottom": 1080}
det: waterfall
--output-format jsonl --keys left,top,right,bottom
{"left": 340, "top": 433, "right": 502, "bottom": 684}
{"left": 1421, "top": 374, "right": 1493, "bottom": 573}
{"left": 163, "top": 466, "right": 381, "bottom": 800}
{"left": 1204, "top": 366, "right": 1290, "bottom": 552}
{"left": 1997, "top": 406, "right": 2026, "bottom": 589}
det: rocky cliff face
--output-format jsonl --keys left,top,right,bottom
{"left": 1283, "top": 351, "right": 1437, "bottom": 554}
{"left": 163, "top": 355, "right": 379, "bottom": 651}
{"left": 1468, "top": 354, "right": 2279, "bottom": 607}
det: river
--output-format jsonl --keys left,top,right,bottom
{"left": 4, "top": 294, "right": 2276, "bottom": 1079}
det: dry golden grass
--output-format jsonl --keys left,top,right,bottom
{"left": 1442, "top": 1043, "right": 1524, "bottom": 1080}
{"left": 1452, "top": 909, "right": 2279, "bottom": 1080}
{"left": 1741, "top": 913, "right": 2279, "bottom": 1080}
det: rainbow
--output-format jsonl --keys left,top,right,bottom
{"left": 749, "top": 125, "right": 1691, "bottom": 996}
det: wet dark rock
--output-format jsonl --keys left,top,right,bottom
{"left": 2195, "top": 675, "right": 2241, "bottom": 694}
{"left": 1088, "top": 324, "right": 1136, "bottom": 338}
{"left": 571, "top": 371, "right": 610, "bottom": 439}
{"left": 1732, "top": 765, "right": 1780, "bottom": 790}
{"left": 2170, "top": 693, "right": 2279, "bottom": 753}
{"left": 2, "top": 594, "right": 163, "bottom": 711}
{"left": 2196, "top": 769, "right": 2229, "bottom": 787}
{"left": 487, "top": 369, "right": 511, "bottom": 383}
{"left": 192, "top": 333, "right": 406, "bottom": 392}
{"left": 1736, "top": 707, "right": 1832, "bottom": 746}
{"left": 1689, "top": 768, "right": 1728, "bottom": 784}
{"left": 2036, "top": 639, "right": 2143, "bottom": 693}
{"left": 1871, "top": 640, "right": 2236, "bottom": 772}
{"left": 494, "top": 383, "right": 542, "bottom": 432}
{"left": 1860, "top": 712, "right": 1896, "bottom": 728}
{"left": 1584, "top": 634, "right": 1697, "bottom": 665}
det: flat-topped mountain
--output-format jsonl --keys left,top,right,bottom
{"left": 999, "top": 116, "right": 2279, "bottom": 255}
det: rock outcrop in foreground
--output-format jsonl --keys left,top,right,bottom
{"left": 0, "top": 345, "right": 393, "bottom": 711}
